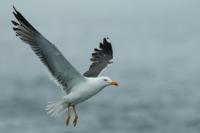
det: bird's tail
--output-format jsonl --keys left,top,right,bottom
{"left": 46, "top": 99, "right": 68, "bottom": 117}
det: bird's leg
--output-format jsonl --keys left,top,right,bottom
{"left": 72, "top": 105, "right": 78, "bottom": 127}
{"left": 66, "top": 105, "right": 71, "bottom": 126}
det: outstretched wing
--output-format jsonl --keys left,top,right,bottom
{"left": 11, "top": 6, "right": 85, "bottom": 93}
{"left": 83, "top": 38, "right": 113, "bottom": 77}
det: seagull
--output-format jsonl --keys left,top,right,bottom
{"left": 11, "top": 6, "right": 119, "bottom": 127}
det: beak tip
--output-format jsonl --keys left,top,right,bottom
{"left": 111, "top": 81, "right": 119, "bottom": 86}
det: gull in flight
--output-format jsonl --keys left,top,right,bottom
{"left": 11, "top": 6, "right": 118, "bottom": 127}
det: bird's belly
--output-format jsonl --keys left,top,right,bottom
{"left": 71, "top": 87, "right": 103, "bottom": 105}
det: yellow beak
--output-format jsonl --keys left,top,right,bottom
{"left": 111, "top": 80, "right": 119, "bottom": 86}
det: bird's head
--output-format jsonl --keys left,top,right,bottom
{"left": 96, "top": 76, "right": 119, "bottom": 87}
{"left": 86, "top": 76, "right": 119, "bottom": 91}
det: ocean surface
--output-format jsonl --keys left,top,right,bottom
{"left": 1, "top": 1, "right": 200, "bottom": 133}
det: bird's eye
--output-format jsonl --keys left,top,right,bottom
{"left": 104, "top": 79, "right": 108, "bottom": 82}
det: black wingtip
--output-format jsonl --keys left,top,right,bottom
{"left": 13, "top": 6, "right": 17, "bottom": 12}
{"left": 11, "top": 6, "right": 37, "bottom": 32}
{"left": 12, "top": 11, "right": 18, "bottom": 20}
{"left": 12, "top": 11, "right": 16, "bottom": 15}
{"left": 103, "top": 37, "right": 110, "bottom": 44}
{"left": 11, "top": 20, "right": 19, "bottom": 26}
{"left": 94, "top": 48, "right": 100, "bottom": 52}
{"left": 13, "top": 27, "right": 18, "bottom": 31}
{"left": 104, "top": 37, "right": 109, "bottom": 40}
{"left": 12, "top": 6, "right": 19, "bottom": 17}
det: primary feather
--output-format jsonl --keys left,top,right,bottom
{"left": 84, "top": 38, "right": 113, "bottom": 77}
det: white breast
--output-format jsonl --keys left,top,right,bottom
{"left": 66, "top": 78, "right": 106, "bottom": 105}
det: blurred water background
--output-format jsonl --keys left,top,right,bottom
{"left": 1, "top": 0, "right": 200, "bottom": 133}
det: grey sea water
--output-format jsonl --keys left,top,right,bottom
{"left": 1, "top": 0, "right": 200, "bottom": 133}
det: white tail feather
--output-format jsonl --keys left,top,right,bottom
{"left": 46, "top": 99, "right": 68, "bottom": 117}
